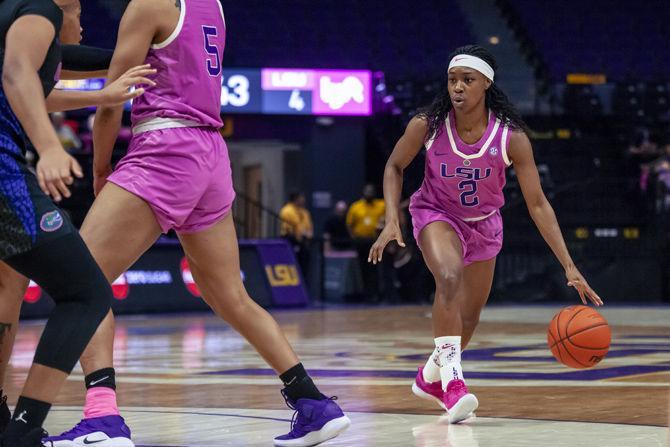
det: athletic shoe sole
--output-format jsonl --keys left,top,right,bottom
{"left": 447, "top": 394, "right": 479, "bottom": 424}
{"left": 47, "top": 437, "right": 135, "bottom": 447}
{"left": 273, "top": 415, "right": 351, "bottom": 447}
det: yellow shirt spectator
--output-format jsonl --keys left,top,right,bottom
{"left": 280, "top": 202, "right": 313, "bottom": 241}
{"left": 346, "top": 199, "right": 385, "bottom": 239}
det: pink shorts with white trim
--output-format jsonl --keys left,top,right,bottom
{"left": 108, "top": 126, "right": 235, "bottom": 234}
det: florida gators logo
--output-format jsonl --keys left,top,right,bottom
{"left": 40, "top": 211, "right": 63, "bottom": 232}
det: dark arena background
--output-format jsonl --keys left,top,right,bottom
{"left": 5, "top": 0, "right": 669, "bottom": 446}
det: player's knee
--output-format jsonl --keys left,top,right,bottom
{"left": 209, "top": 287, "right": 251, "bottom": 323}
{"left": 50, "top": 264, "right": 112, "bottom": 323}
{"left": 434, "top": 268, "right": 462, "bottom": 295}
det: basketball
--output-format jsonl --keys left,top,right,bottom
{"left": 547, "top": 305, "right": 611, "bottom": 369}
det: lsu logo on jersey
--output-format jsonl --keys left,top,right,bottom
{"left": 265, "top": 264, "right": 301, "bottom": 287}
{"left": 440, "top": 163, "right": 492, "bottom": 181}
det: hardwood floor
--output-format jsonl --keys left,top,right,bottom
{"left": 5, "top": 305, "right": 669, "bottom": 446}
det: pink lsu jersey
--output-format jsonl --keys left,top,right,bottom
{"left": 411, "top": 109, "right": 512, "bottom": 221}
{"left": 131, "top": 0, "right": 226, "bottom": 129}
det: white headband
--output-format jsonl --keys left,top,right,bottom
{"left": 448, "top": 55, "right": 495, "bottom": 81}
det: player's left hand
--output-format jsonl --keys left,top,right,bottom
{"left": 565, "top": 265, "right": 603, "bottom": 306}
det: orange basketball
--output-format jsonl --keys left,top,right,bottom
{"left": 547, "top": 305, "right": 611, "bottom": 369}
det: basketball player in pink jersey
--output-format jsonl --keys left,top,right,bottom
{"left": 369, "top": 45, "right": 603, "bottom": 424}
{"left": 0, "top": 0, "right": 350, "bottom": 446}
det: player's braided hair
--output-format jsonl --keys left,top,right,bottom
{"left": 416, "top": 45, "right": 530, "bottom": 139}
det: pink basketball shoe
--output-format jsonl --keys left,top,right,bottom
{"left": 443, "top": 379, "right": 478, "bottom": 424}
{"left": 411, "top": 367, "right": 446, "bottom": 410}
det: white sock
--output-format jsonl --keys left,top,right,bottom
{"left": 422, "top": 347, "right": 442, "bottom": 383}
{"left": 434, "top": 336, "right": 463, "bottom": 390}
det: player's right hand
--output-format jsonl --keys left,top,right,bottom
{"left": 36, "top": 147, "right": 84, "bottom": 202}
{"left": 101, "top": 64, "right": 157, "bottom": 106}
{"left": 368, "top": 222, "right": 405, "bottom": 264}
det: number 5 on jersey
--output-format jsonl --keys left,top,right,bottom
{"left": 202, "top": 25, "right": 221, "bottom": 77}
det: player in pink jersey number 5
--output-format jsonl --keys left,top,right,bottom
{"left": 369, "top": 45, "right": 603, "bottom": 423}
{"left": 34, "top": 0, "right": 349, "bottom": 446}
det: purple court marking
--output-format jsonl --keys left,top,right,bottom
{"left": 201, "top": 364, "right": 670, "bottom": 381}
{"left": 198, "top": 336, "right": 670, "bottom": 381}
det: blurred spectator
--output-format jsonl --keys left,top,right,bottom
{"left": 323, "top": 200, "right": 352, "bottom": 252}
{"left": 640, "top": 144, "right": 670, "bottom": 211}
{"left": 653, "top": 154, "right": 670, "bottom": 214}
{"left": 628, "top": 127, "right": 661, "bottom": 165}
{"left": 347, "top": 184, "right": 386, "bottom": 239}
{"left": 347, "top": 184, "right": 385, "bottom": 301}
{"left": 51, "top": 112, "right": 81, "bottom": 153}
{"left": 279, "top": 191, "right": 313, "bottom": 279}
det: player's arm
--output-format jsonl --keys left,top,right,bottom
{"left": 93, "top": 0, "right": 159, "bottom": 194}
{"left": 368, "top": 116, "right": 427, "bottom": 263}
{"left": 509, "top": 131, "right": 603, "bottom": 306}
{"left": 60, "top": 45, "right": 113, "bottom": 80}
{"left": 3, "top": 16, "right": 61, "bottom": 157}
{"left": 3, "top": 15, "right": 83, "bottom": 201}
{"left": 46, "top": 64, "right": 155, "bottom": 112}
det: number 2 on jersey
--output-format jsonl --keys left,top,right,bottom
{"left": 458, "top": 180, "right": 479, "bottom": 207}
{"left": 202, "top": 26, "right": 221, "bottom": 77}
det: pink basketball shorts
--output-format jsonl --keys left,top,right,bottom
{"left": 108, "top": 126, "right": 235, "bottom": 234}
{"left": 409, "top": 196, "right": 503, "bottom": 266}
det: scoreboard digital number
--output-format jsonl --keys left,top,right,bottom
{"left": 220, "top": 69, "right": 262, "bottom": 113}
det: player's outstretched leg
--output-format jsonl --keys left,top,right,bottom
{"left": 0, "top": 231, "right": 112, "bottom": 446}
{"left": 178, "top": 214, "right": 350, "bottom": 446}
{"left": 412, "top": 223, "right": 481, "bottom": 424}
{"left": 42, "top": 183, "right": 162, "bottom": 447}
{"left": 413, "top": 258, "right": 494, "bottom": 423}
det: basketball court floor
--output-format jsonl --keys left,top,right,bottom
{"left": 5, "top": 305, "right": 669, "bottom": 446}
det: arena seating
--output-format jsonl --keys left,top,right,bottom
{"left": 220, "top": 0, "right": 474, "bottom": 78}
{"left": 504, "top": 0, "right": 670, "bottom": 82}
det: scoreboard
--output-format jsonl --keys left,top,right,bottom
{"left": 58, "top": 68, "right": 373, "bottom": 116}
{"left": 222, "top": 68, "right": 372, "bottom": 116}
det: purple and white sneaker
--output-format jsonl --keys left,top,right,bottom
{"left": 274, "top": 393, "right": 350, "bottom": 447}
{"left": 42, "top": 415, "right": 134, "bottom": 447}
